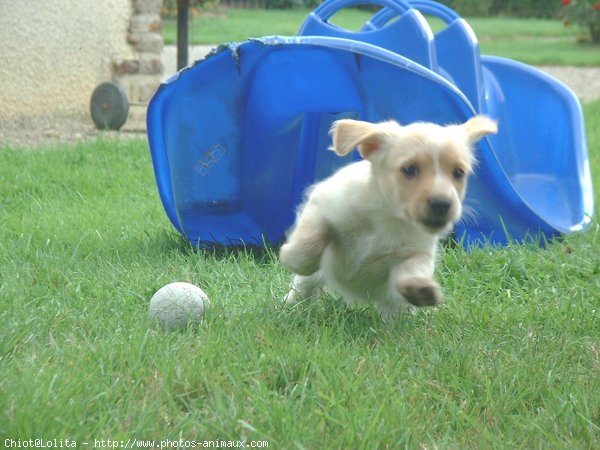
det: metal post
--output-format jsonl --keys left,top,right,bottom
{"left": 177, "top": 0, "right": 190, "bottom": 70}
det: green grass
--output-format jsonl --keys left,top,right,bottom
{"left": 162, "top": 8, "right": 375, "bottom": 44}
{"left": 1, "top": 102, "right": 599, "bottom": 446}
{"left": 163, "top": 8, "right": 600, "bottom": 66}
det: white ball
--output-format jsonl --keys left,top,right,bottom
{"left": 148, "top": 282, "right": 210, "bottom": 330}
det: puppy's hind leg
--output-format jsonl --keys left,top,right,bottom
{"left": 283, "top": 273, "right": 324, "bottom": 304}
{"left": 279, "top": 206, "right": 330, "bottom": 276}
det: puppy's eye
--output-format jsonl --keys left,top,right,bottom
{"left": 453, "top": 168, "right": 466, "bottom": 180}
{"left": 401, "top": 165, "right": 419, "bottom": 178}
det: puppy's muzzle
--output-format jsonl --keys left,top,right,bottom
{"left": 422, "top": 195, "right": 453, "bottom": 230}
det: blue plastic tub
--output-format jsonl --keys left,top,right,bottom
{"left": 147, "top": 0, "right": 593, "bottom": 248}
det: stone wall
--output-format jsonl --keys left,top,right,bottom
{"left": 0, "top": 0, "right": 164, "bottom": 131}
{"left": 115, "top": 0, "right": 164, "bottom": 127}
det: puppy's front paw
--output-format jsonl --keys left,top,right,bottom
{"left": 396, "top": 277, "right": 443, "bottom": 307}
{"left": 283, "top": 288, "right": 300, "bottom": 304}
{"left": 283, "top": 274, "right": 324, "bottom": 304}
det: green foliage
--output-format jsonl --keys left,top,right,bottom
{"left": 440, "top": 0, "right": 495, "bottom": 16}
{"left": 161, "top": 0, "right": 221, "bottom": 18}
{"left": 263, "top": 0, "right": 302, "bottom": 10}
{"left": 219, "top": 0, "right": 563, "bottom": 16}
{"left": 436, "top": 0, "right": 563, "bottom": 17}
{"left": 560, "top": 0, "right": 600, "bottom": 43}
{"left": 490, "top": 0, "right": 563, "bottom": 18}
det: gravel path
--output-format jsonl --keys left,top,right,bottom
{"left": 1, "top": 45, "right": 598, "bottom": 149}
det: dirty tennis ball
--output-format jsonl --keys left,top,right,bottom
{"left": 148, "top": 282, "right": 210, "bottom": 331}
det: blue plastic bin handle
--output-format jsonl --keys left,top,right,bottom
{"left": 410, "top": 0, "right": 460, "bottom": 23}
{"left": 368, "top": 0, "right": 460, "bottom": 28}
{"left": 312, "top": 0, "right": 411, "bottom": 21}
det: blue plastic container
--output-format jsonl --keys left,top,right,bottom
{"left": 147, "top": 0, "right": 593, "bottom": 248}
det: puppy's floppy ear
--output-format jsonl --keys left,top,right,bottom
{"left": 329, "top": 119, "right": 386, "bottom": 160}
{"left": 462, "top": 115, "right": 498, "bottom": 143}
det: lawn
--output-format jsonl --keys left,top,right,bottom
{"left": 1, "top": 93, "right": 599, "bottom": 447}
{"left": 162, "top": 7, "right": 600, "bottom": 66}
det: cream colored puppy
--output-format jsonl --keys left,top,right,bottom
{"left": 279, "top": 116, "right": 497, "bottom": 322}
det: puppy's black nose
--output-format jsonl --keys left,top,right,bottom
{"left": 428, "top": 196, "right": 451, "bottom": 216}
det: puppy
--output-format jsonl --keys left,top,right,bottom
{"left": 279, "top": 116, "right": 497, "bottom": 322}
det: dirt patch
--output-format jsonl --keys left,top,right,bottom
{"left": 0, "top": 113, "right": 145, "bottom": 149}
